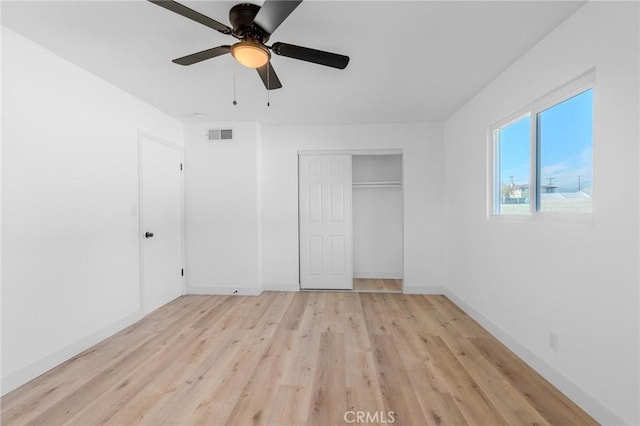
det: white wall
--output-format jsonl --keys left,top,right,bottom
{"left": 443, "top": 3, "right": 639, "bottom": 425}
{"left": 261, "top": 123, "right": 444, "bottom": 292}
{"left": 353, "top": 187, "right": 403, "bottom": 278}
{"left": 1, "top": 28, "right": 183, "bottom": 394}
{"left": 183, "top": 122, "right": 262, "bottom": 295}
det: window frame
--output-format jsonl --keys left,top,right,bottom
{"left": 488, "top": 69, "right": 595, "bottom": 225}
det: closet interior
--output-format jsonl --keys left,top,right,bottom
{"left": 352, "top": 154, "right": 403, "bottom": 292}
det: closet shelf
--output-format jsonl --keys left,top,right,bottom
{"left": 352, "top": 181, "right": 402, "bottom": 188}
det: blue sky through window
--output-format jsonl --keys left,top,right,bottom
{"left": 499, "top": 115, "right": 530, "bottom": 188}
{"left": 538, "top": 89, "right": 593, "bottom": 192}
{"left": 499, "top": 89, "right": 593, "bottom": 193}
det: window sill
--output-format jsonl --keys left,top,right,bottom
{"left": 489, "top": 212, "right": 594, "bottom": 228}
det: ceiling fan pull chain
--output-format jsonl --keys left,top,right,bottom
{"left": 267, "top": 65, "right": 271, "bottom": 107}
{"left": 233, "top": 61, "right": 238, "bottom": 106}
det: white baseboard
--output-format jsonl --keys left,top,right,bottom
{"left": 402, "top": 286, "right": 446, "bottom": 294}
{"left": 1, "top": 309, "right": 144, "bottom": 396}
{"left": 262, "top": 283, "right": 300, "bottom": 292}
{"left": 354, "top": 272, "right": 403, "bottom": 279}
{"left": 443, "top": 288, "right": 629, "bottom": 426}
{"left": 186, "top": 286, "right": 263, "bottom": 296}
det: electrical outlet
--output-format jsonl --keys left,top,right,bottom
{"left": 549, "top": 332, "right": 559, "bottom": 351}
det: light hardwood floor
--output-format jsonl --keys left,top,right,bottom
{"left": 352, "top": 278, "right": 402, "bottom": 292}
{"left": 1, "top": 293, "right": 597, "bottom": 426}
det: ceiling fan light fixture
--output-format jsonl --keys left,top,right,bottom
{"left": 231, "top": 41, "right": 270, "bottom": 68}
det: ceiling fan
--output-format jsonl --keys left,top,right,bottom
{"left": 149, "top": 0, "right": 350, "bottom": 90}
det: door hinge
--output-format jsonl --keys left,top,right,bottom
{"left": 181, "top": 268, "right": 184, "bottom": 276}
{"left": 180, "top": 163, "right": 183, "bottom": 171}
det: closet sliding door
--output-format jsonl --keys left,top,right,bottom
{"left": 299, "top": 155, "right": 353, "bottom": 290}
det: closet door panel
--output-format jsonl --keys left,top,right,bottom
{"left": 308, "top": 236, "right": 323, "bottom": 275}
{"left": 299, "top": 155, "right": 352, "bottom": 290}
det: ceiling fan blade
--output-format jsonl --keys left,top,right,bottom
{"left": 272, "top": 42, "right": 349, "bottom": 69}
{"left": 148, "top": 0, "right": 232, "bottom": 35}
{"left": 172, "top": 46, "right": 231, "bottom": 65}
{"left": 256, "top": 62, "right": 283, "bottom": 90}
{"left": 253, "top": 0, "right": 302, "bottom": 35}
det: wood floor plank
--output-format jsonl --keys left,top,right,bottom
{"left": 371, "top": 334, "right": 428, "bottom": 425}
{"left": 359, "top": 293, "right": 390, "bottom": 336}
{"left": 395, "top": 294, "right": 447, "bottom": 336}
{"left": 250, "top": 292, "right": 296, "bottom": 338}
{"left": 383, "top": 296, "right": 470, "bottom": 425}
{"left": 470, "top": 336, "right": 599, "bottom": 426}
{"left": 306, "top": 331, "right": 346, "bottom": 426}
{"left": 353, "top": 278, "right": 402, "bottom": 292}
{"left": 128, "top": 331, "right": 248, "bottom": 425}
{"left": 1, "top": 292, "right": 597, "bottom": 426}
{"left": 419, "top": 392, "right": 470, "bottom": 426}
{"left": 344, "top": 294, "right": 386, "bottom": 416}
{"left": 224, "top": 330, "right": 296, "bottom": 425}
{"left": 280, "top": 292, "right": 326, "bottom": 389}
{"left": 189, "top": 295, "right": 237, "bottom": 329}
{"left": 277, "top": 291, "right": 310, "bottom": 331}
{"left": 447, "top": 342, "right": 551, "bottom": 426}
{"left": 0, "top": 296, "right": 211, "bottom": 425}
{"left": 265, "top": 384, "right": 308, "bottom": 426}
{"left": 429, "top": 295, "right": 491, "bottom": 338}
{"left": 177, "top": 335, "right": 271, "bottom": 426}
{"left": 239, "top": 291, "right": 279, "bottom": 330}
{"left": 26, "top": 343, "right": 168, "bottom": 425}
{"left": 280, "top": 292, "right": 326, "bottom": 421}
{"left": 386, "top": 279, "right": 402, "bottom": 290}
{"left": 420, "top": 335, "right": 510, "bottom": 425}
{"left": 2, "top": 296, "right": 216, "bottom": 426}
{"left": 427, "top": 297, "right": 553, "bottom": 425}
{"left": 205, "top": 294, "right": 266, "bottom": 334}
{"left": 83, "top": 327, "right": 242, "bottom": 426}
{"left": 320, "top": 290, "right": 345, "bottom": 334}
{"left": 27, "top": 295, "right": 228, "bottom": 425}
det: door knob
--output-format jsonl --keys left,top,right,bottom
{"left": 145, "top": 232, "right": 154, "bottom": 238}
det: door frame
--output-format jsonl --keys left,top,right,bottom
{"left": 297, "top": 149, "right": 404, "bottom": 290}
{"left": 137, "top": 130, "right": 185, "bottom": 314}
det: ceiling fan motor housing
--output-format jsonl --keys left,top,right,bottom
{"left": 229, "top": 3, "right": 269, "bottom": 42}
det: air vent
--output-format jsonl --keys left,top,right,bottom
{"left": 207, "top": 128, "right": 233, "bottom": 141}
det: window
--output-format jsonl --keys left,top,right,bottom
{"left": 537, "top": 90, "right": 593, "bottom": 213}
{"left": 492, "top": 74, "right": 594, "bottom": 217}
{"left": 493, "top": 115, "right": 531, "bottom": 215}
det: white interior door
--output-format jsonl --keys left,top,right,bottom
{"left": 299, "top": 154, "right": 353, "bottom": 290}
{"left": 140, "top": 133, "right": 183, "bottom": 313}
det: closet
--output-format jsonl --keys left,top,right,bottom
{"left": 352, "top": 154, "right": 403, "bottom": 291}
{"left": 299, "top": 152, "right": 403, "bottom": 292}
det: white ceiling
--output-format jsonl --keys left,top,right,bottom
{"left": 2, "top": 0, "right": 585, "bottom": 124}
